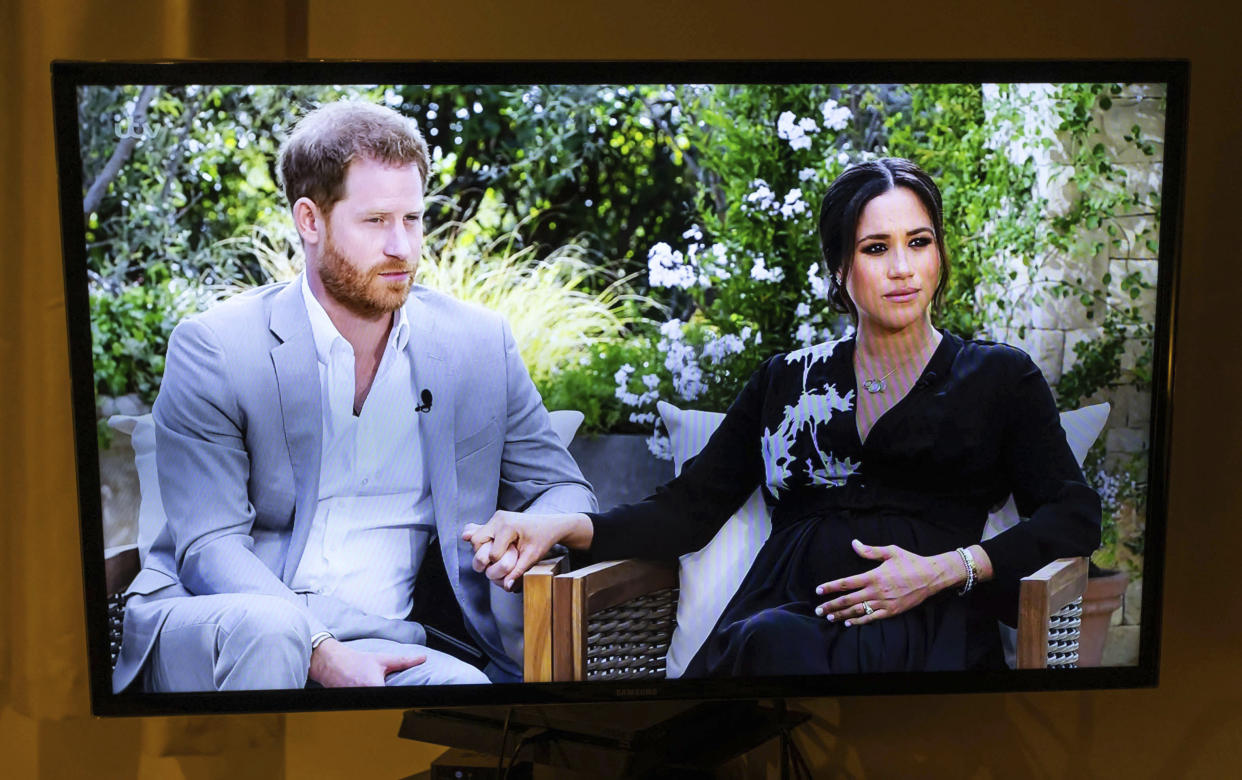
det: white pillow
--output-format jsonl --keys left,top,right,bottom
{"left": 657, "top": 401, "right": 773, "bottom": 679}
{"left": 107, "top": 414, "right": 163, "bottom": 565}
{"left": 657, "top": 399, "right": 1111, "bottom": 678}
{"left": 547, "top": 409, "right": 584, "bottom": 447}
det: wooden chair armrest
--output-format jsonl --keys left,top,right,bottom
{"left": 1017, "top": 556, "right": 1089, "bottom": 669}
{"left": 553, "top": 559, "right": 678, "bottom": 681}
{"left": 522, "top": 555, "right": 568, "bottom": 683}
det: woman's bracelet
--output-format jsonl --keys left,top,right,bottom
{"left": 955, "top": 547, "right": 977, "bottom": 595}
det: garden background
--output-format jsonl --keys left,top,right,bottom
{"left": 85, "top": 81, "right": 1163, "bottom": 624}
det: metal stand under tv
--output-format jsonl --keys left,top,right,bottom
{"left": 398, "top": 699, "right": 812, "bottom": 779}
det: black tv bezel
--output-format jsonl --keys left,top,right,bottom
{"left": 52, "top": 59, "right": 1186, "bottom": 717}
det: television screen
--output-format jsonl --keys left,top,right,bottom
{"left": 53, "top": 61, "right": 1184, "bottom": 716}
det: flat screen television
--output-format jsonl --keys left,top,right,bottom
{"left": 53, "top": 60, "right": 1185, "bottom": 716}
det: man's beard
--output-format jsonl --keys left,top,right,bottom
{"left": 317, "top": 233, "right": 415, "bottom": 319}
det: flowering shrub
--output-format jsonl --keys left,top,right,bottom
{"left": 541, "top": 316, "right": 767, "bottom": 455}
{"left": 1084, "top": 445, "right": 1147, "bottom": 576}
{"left": 653, "top": 85, "right": 888, "bottom": 354}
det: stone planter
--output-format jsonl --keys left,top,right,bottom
{"left": 567, "top": 434, "right": 674, "bottom": 512}
{"left": 1078, "top": 569, "right": 1129, "bottom": 667}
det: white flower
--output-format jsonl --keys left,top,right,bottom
{"left": 798, "top": 167, "right": 818, "bottom": 182}
{"left": 703, "top": 243, "right": 732, "bottom": 280}
{"left": 795, "top": 302, "right": 811, "bottom": 319}
{"left": 750, "top": 255, "right": 785, "bottom": 283}
{"left": 646, "top": 432, "right": 673, "bottom": 461}
{"left": 614, "top": 365, "right": 642, "bottom": 405}
{"left": 796, "top": 321, "right": 817, "bottom": 347}
{"left": 659, "top": 318, "right": 684, "bottom": 340}
{"left": 673, "top": 362, "right": 706, "bottom": 400}
{"left": 647, "top": 242, "right": 703, "bottom": 290}
{"left": 614, "top": 364, "right": 635, "bottom": 387}
{"left": 629, "top": 411, "right": 657, "bottom": 425}
{"left": 455, "top": 107, "right": 470, "bottom": 120}
{"left": 777, "top": 111, "right": 798, "bottom": 137}
{"left": 808, "top": 263, "right": 829, "bottom": 299}
{"left": 779, "top": 188, "right": 809, "bottom": 220}
{"left": 837, "top": 151, "right": 850, "bottom": 167}
{"left": 641, "top": 373, "right": 660, "bottom": 390}
{"left": 821, "top": 99, "right": 853, "bottom": 131}
{"left": 776, "top": 111, "right": 814, "bottom": 152}
{"left": 744, "top": 179, "right": 778, "bottom": 212}
{"left": 682, "top": 225, "right": 704, "bottom": 241}
{"left": 701, "top": 332, "right": 745, "bottom": 364}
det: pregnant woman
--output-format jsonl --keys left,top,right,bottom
{"left": 465, "top": 157, "right": 1101, "bottom": 675}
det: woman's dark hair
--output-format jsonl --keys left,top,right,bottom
{"left": 817, "top": 157, "right": 950, "bottom": 320}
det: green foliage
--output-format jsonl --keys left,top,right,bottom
{"left": 653, "top": 84, "right": 903, "bottom": 351}
{"left": 1084, "top": 443, "right": 1148, "bottom": 576}
{"left": 89, "top": 266, "right": 214, "bottom": 403}
{"left": 540, "top": 316, "right": 766, "bottom": 436}
{"left": 82, "top": 81, "right": 1162, "bottom": 447}
{"left": 416, "top": 196, "right": 647, "bottom": 387}
{"left": 80, "top": 84, "right": 378, "bottom": 289}
{"left": 385, "top": 84, "right": 696, "bottom": 282}
{"left": 1056, "top": 307, "right": 1151, "bottom": 411}
{"left": 538, "top": 333, "right": 666, "bottom": 435}
{"left": 885, "top": 84, "right": 1044, "bottom": 337}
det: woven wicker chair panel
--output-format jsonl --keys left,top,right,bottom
{"left": 584, "top": 588, "right": 677, "bottom": 680}
{"left": 1047, "top": 597, "right": 1083, "bottom": 668}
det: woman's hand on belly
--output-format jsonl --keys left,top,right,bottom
{"left": 813, "top": 539, "right": 967, "bottom": 626}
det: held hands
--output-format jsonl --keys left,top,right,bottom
{"left": 814, "top": 539, "right": 971, "bottom": 627}
{"left": 308, "top": 638, "right": 425, "bottom": 687}
{"left": 462, "top": 510, "right": 593, "bottom": 591}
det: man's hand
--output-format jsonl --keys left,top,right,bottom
{"left": 462, "top": 511, "right": 593, "bottom": 591}
{"left": 308, "top": 638, "right": 425, "bottom": 687}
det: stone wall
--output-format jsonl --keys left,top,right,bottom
{"left": 1105, "top": 577, "right": 1144, "bottom": 666}
{"left": 979, "top": 83, "right": 1164, "bottom": 471}
{"left": 977, "top": 84, "right": 1166, "bottom": 666}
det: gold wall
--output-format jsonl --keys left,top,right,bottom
{"left": 2, "top": 0, "right": 1239, "bottom": 776}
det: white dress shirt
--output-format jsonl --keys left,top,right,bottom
{"left": 290, "top": 274, "right": 436, "bottom": 620}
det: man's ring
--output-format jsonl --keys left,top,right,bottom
{"left": 862, "top": 601, "right": 875, "bottom": 616}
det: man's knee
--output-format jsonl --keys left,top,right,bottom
{"left": 384, "top": 647, "right": 491, "bottom": 686}
{"left": 214, "top": 596, "right": 312, "bottom": 689}
{"left": 212, "top": 595, "right": 308, "bottom": 649}
{"left": 150, "top": 594, "right": 312, "bottom": 691}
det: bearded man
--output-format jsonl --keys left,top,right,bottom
{"left": 112, "top": 101, "right": 596, "bottom": 692}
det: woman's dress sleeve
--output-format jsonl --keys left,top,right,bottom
{"left": 582, "top": 357, "right": 774, "bottom": 563}
{"left": 977, "top": 350, "right": 1103, "bottom": 583}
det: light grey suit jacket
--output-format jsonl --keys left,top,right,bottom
{"left": 113, "top": 280, "right": 596, "bottom": 692}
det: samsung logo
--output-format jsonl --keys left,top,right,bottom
{"left": 615, "top": 687, "right": 659, "bottom": 697}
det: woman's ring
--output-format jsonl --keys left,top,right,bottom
{"left": 862, "top": 601, "right": 875, "bottom": 616}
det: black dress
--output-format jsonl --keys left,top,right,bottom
{"left": 584, "top": 330, "right": 1101, "bottom": 677}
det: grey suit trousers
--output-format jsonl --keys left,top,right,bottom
{"left": 141, "top": 592, "right": 489, "bottom": 691}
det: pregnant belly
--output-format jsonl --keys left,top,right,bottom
{"left": 777, "top": 508, "right": 961, "bottom": 600}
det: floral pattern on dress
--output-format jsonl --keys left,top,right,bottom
{"left": 762, "top": 339, "right": 859, "bottom": 496}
